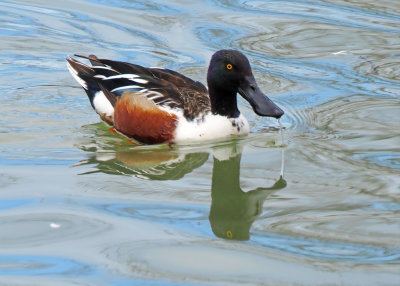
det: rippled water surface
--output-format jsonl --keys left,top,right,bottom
{"left": 1, "top": 0, "right": 399, "bottom": 285}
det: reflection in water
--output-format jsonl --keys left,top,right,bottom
{"left": 79, "top": 147, "right": 208, "bottom": 180}
{"left": 210, "top": 148, "right": 286, "bottom": 240}
{"left": 1, "top": 0, "right": 399, "bottom": 283}
{"left": 80, "top": 135, "right": 286, "bottom": 240}
{"left": 79, "top": 136, "right": 286, "bottom": 241}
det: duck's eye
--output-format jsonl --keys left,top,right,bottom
{"left": 226, "top": 63, "right": 233, "bottom": 70}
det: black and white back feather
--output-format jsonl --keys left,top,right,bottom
{"left": 67, "top": 55, "right": 211, "bottom": 120}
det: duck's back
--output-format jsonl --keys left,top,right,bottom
{"left": 67, "top": 55, "right": 217, "bottom": 143}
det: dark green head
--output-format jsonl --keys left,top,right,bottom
{"left": 207, "top": 50, "right": 284, "bottom": 118}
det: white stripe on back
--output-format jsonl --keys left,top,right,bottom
{"left": 103, "top": 74, "right": 140, "bottom": 80}
{"left": 111, "top": 85, "right": 142, "bottom": 92}
{"left": 131, "top": 78, "right": 148, "bottom": 84}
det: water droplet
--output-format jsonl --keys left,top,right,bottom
{"left": 278, "top": 119, "right": 285, "bottom": 178}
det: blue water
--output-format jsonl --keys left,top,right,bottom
{"left": 1, "top": 0, "right": 399, "bottom": 285}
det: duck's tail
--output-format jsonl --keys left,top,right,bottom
{"left": 66, "top": 55, "right": 115, "bottom": 122}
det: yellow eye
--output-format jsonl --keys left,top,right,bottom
{"left": 226, "top": 230, "right": 233, "bottom": 238}
{"left": 226, "top": 64, "right": 233, "bottom": 70}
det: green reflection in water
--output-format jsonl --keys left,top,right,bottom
{"left": 209, "top": 149, "right": 286, "bottom": 241}
{"left": 78, "top": 129, "right": 286, "bottom": 240}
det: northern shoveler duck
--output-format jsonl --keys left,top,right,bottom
{"left": 66, "top": 50, "right": 284, "bottom": 144}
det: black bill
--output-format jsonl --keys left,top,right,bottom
{"left": 238, "top": 76, "right": 284, "bottom": 119}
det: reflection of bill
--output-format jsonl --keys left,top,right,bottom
{"left": 209, "top": 150, "right": 286, "bottom": 241}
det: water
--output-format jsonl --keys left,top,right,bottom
{"left": 1, "top": 0, "right": 399, "bottom": 285}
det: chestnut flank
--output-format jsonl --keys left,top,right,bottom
{"left": 113, "top": 92, "right": 178, "bottom": 144}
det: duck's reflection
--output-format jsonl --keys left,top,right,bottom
{"left": 78, "top": 123, "right": 209, "bottom": 180}
{"left": 78, "top": 135, "right": 286, "bottom": 241}
{"left": 79, "top": 148, "right": 209, "bottom": 180}
{"left": 210, "top": 148, "right": 286, "bottom": 240}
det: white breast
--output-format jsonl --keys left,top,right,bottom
{"left": 173, "top": 112, "right": 250, "bottom": 143}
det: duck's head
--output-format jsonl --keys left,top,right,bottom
{"left": 207, "top": 50, "right": 284, "bottom": 119}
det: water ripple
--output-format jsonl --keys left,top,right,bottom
{"left": 104, "top": 239, "right": 400, "bottom": 284}
{"left": 251, "top": 231, "right": 400, "bottom": 264}
{"left": 0, "top": 199, "right": 35, "bottom": 211}
{"left": 254, "top": 211, "right": 400, "bottom": 251}
{"left": 0, "top": 212, "right": 110, "bottom": 248}
{"left": 0, "top": 255, "right": 92, "bottom": 276}
{"left": 215, "top": 0, "right": 400, "bottom": 34}
{"left": 95, "top": 202, "right": 208, "bottom": 222}
{"left": 86, "top": 0, "right": 181, "bottom": 14}
{"left": 0, "top": 0, "right": 399, "bottom": 284}
{"left": 352, "top": 152, "right": 400, "bottom": 170}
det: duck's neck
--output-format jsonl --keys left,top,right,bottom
{"left": 208, "top": 86, "right": 240, "bottom": 118}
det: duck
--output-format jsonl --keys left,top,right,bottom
{"left": 66, "top": 50, "right": 284, "bottom": 144}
